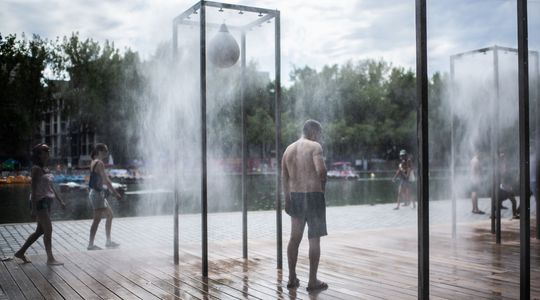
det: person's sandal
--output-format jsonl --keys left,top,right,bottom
{"left": 105, "top": 241, "right": 120, "bottom": 248}
{"left": 87, "top": 245, "right": 102, "bottom": 251}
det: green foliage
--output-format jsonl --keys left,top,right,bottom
{"left": 2, "top": 32, "right": 448, "bottom": 165}
{"left": 58, "top": 33, "right": 143, "bottom": 163}
{"left": 0, "top": 33, "right": 58, "bottom": 158}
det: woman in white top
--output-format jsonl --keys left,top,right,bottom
{"left": 14, "top": 143, "right": 65, "bottom": 265}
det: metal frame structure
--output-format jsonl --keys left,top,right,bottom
{"left": 449, "top": 46, "right": 539, "bottom": 244}
{"left": 172, "top": 1, "right": 282, "bottom": 276}
{"left": 415, "top": 1, "right": 429, "bottom": 298}
{"left": 421, "top": 0, "right": 534, "bottom": 298}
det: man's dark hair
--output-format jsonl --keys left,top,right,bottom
{"left": 303, "top": 119, "right": 322, "bottom": 139}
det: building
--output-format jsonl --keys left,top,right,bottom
{"left": 39, "top": 81, "right": 97, "bottom": 168}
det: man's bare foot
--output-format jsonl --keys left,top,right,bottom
{"left": 393, "top": 207, "right": 399, "bottom": 210}
{"left": 287, "top": 277, "right": 300, "bottom": 289}
{"left": 307, "top": 280, "right": 328, "bottom": 292}
{"left": 14, "top": 252, "right": 31, "bottom": 263}
{"left": 47, "top": 259, "right": 64, "bottom": 266}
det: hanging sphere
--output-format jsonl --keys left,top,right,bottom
{"left": 208, "top": 23, "right": 240, "bottom": 68}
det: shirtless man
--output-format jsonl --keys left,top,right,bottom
{"left": 282, "top": 120, "right": 328, "bottom": 293}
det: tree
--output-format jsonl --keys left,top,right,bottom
{"left": 0, "top": 33, "right": 58, "bottom": 161}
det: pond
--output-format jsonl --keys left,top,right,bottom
{"left": 0, "top": 175, "right": 451, "bottom": 224}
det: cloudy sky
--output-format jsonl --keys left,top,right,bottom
{"left": 1, "top": 0, "right": 539, "bottom": 85}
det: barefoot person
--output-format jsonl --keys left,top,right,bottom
{"left": 470, "top": 152, "right": 485, "bottom": 214}
{"left": 14, "top": 143, "right": 66, "bottom": 265}
{"left": 87, "top": 143, "right": 122, "bottom": 250}
{"left": 282, "top": 120, "right": 328, "bottom": 292}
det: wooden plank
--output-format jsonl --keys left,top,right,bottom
{"left": 73, "top": 250, "right": 180, "bottom": 300}
{"left": 17, "top": 261, "right": 64, "bottom": 299}
{"left": 0, "top": 262, "right": 25, "bottom": 299}
{"left": 67, "top": 250, "right": 164, "bottom": 300}
{"left": 30, "top": 256, "right": 84, "bottom": 300}
{"left": 55, "top": 253, "right": 123, "bottom": 300}
{"left": 95, "top": 248, "right": 240, "bottom": 300}
{"left": 3, "top": 259, "right": 44, "bottom": 299}
{"left": 58, "top": 252, "right": 141, "bottom": 299}
{"left": 31, "top": 255, "right": 101, "bottom": 300}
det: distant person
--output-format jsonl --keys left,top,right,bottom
{"left": 498, "top": 152, "right": 519, "bottom": 219}
{"left": 392, "top": 149, "right": 412, "bottom": 210}
{"left": 516, "top": 151, "right": 537, "bottom": 214}
{"left": 531, "top": 152, "right": 537, "bottom": 200}
{"left": 87, "top": 143, "right": 122, "bottom": 250}
{"left": 470, "top": 152, "right": 485, "bottom": 214}
{"left": 14, "top": 143, "right": 66, "bottom": 265}
{"left": 282, "top": 120, "right": 328, "bottom": 293}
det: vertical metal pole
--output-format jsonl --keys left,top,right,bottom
{"left": 415, "top": 0, "right": 429, "bottom": 298}
{"left": 200, "top": 1, "right": 208, "bottom": 277}
{"left": 450, "top": 56, "right": 457, "bottom": 240}
{"left": 241, "top": 31, "right": 248, "bottom": 259}
{"left": 517, "top": 1, "right": 530, "bottom": 297}
{"left": 172, "top": 21, "right": 180, "bottom": 265}
{"left": 275, "top": 11, "right": 283, "bottom": 270}
{"left": 493, "top": 46, "right": 502, "bottom": 244}
{"left": 535, "top": 52, "right": 540, "bottom": 240}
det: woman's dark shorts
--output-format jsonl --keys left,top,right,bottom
{"left": 36, "top": 197, "right": 53, "bottom": 211}
{"left": 286, "top": 192, "right": 328, "bottom": 239}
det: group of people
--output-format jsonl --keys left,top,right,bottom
{"left": 14, "top": 143, "right": 122, "bottom": 265}
{"left": 10, "top": 120, "right": 535, "bottom": 296}
{"left": 470, "top": 150, "right": 536, "bottom": 219}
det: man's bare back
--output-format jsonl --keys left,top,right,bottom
{"left": 282, "top": 137, "right": 326, "bottom": 193}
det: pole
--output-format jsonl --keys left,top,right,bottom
{"left": 199, "top": 1, "right": 208, "bottom": 277}
{"left": 517, "top": 0, "right": 530, "bottom": 297}
{"left": 493, "top": 46, "right": 501, "bottom": 244}
{"left": 536, "top": 52, "right": 540, "bottom": 240}
{"left": 450, "top": 56, "right": 457, "bottom": 240}
{"left": 241, "top": 31, "right": 248, "bottom": 259}
{"left": 416, "top": 0, "right": 429, "bottom": 298}
{"left": 172, "top": 21, "right": 180, "bottom": 265}
{"left": 274, "top": 10, "right": 283, "bottom": 270}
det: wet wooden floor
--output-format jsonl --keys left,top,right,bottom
{"left": 1, "top": 218, "right": 539, "bottom": 299}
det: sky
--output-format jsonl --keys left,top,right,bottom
{"left": 1, "top": 0, "right": 540, "bottom": 85}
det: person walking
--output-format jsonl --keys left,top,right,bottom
{"left": 14, "top": 143, "right": 65, "bottom": 265}
{"left": 87, "top": 143, "right": 122, "bottom": 250}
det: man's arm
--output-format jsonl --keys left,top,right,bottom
{"left": 282, "top": 151, "right": 291, "bottom": 213}
{"left": 312, "top": 144, "right": 327, "bottom": 191}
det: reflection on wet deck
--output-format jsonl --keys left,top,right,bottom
{"left": 0, "top": 218, "right": 538, "bottom": 299}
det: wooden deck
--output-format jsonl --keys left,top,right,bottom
{"left": 1, "top": 218, "right": 539, "bottom": 299}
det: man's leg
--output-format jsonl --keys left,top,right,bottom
{"left": 287, "top": 217, "right": 305, "bottom": 287}
{"left": 308, "top": 237, "right": 320, "bottom": 286}
{"left": 510, "top": 195, "right": 518, "bottom": 217}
